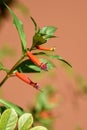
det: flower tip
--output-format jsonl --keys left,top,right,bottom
{"left": 40, "top": 63, "right": 48, "bottom": 71}
{"left": 33, "top": 82, "right": 43, "bottom": 92}
{"left": 50, "top": 47, "right": 56, "bottom": 51}
{"left": 34, "top": 83, "right": 39, "bottom": 89}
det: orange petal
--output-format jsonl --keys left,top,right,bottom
{"left": 15, "top": 71, "right": 40, "bottom": 90}
{"left": 27, "top": 51, "right": 48, "bottom": 71}
{"left": 36, "top": 45, "right": 55, "bottom": 51}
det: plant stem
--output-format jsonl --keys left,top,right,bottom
{"left": 0, "top": 75, "right": 9, "bottom": 87}
{"left": 9, "top": 54, "right": 25, "bottom": 74}
{"left": 0, "top": 54, "right": 26, "bottom": 87}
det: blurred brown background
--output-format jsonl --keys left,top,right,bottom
{"left": 0, "top": 0, "right": 87, "bottom": 130}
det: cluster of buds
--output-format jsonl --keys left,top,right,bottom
{"left": 15, "top": 45, "right": 55, "bottom": 91}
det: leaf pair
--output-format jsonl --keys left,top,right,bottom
{"left": 0, "top": 99, "right": 48, "bottom": 130}
{"left": 0, "top": 108, "right": 33, "bottom": 130}
{"left": 0, "top": 108, "right": 47, "bottom": 130}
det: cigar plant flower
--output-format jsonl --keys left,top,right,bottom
{"left": 36, "top": 45, "right": 55, "bottom": 51}
{"left": 26, "top": 51, "right": 48, "bottom": 71}
{"left": 15, "top": 71, "right": 39, "bottom": 90}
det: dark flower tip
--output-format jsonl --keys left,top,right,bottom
{"left": 30, "top": 81, "right": 43, "bottom": 92}
{"left": 40, "top": 63, "right": 48, "bottom": 71}
{"left": 30, "top": 81, "right": 39, "bottom": 89}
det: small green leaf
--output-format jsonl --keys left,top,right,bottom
{"left": 35, "top": 86, "right": 57, "bottom": 111}
{"left": 39, "top": 26, "right": 57, "bottom": 40}
{"left": 28, "top": 65, "right": 41, "bottom": 72}
{"left": 5, "top": 4, "right": 27, "bottom": 54}
{"left": 35, "top": 92, "right": 46, "bottom": 111}
{"left": 18, "top": 113, "right": 33, "bottom": 130}
{"left": 30, "top": 126, "right": 48, "bottom": 130}
{"left": 49, "top": 55, "right": 72, "bottom": 67}
{"left": 36, "top": 88, "right": 56, "bottom": 111}
{"left": 0, "top": 108, "right": 18, "bottom": 130}
{"left": 44, "top": 35, "right": 56, "bottom": 39}
{"left": 30, "top": 16, "right": 38, "bottom": 32}
{"left": 0, "top": 63, "right": 9, "bottom": 72}
{"left": 0, "top": 99, "right": 24, "bottom": 116}
{"left": 0, "top": 63, "right": 4, "bottom": 71}
{"left": 15, "top": 59, "right": 41, "bottom": 73}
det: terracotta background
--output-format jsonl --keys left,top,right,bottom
{"left": 0, "top": 0, "right": 87, "bottom": 130}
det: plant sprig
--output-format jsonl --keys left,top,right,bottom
{"left": 0, "top": 4, "right": 71, "bottom": 89}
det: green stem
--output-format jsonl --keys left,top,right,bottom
{"left": 0, "top": 75, "right": 9, "bottom": 87}
{"left": 0, "top": 54, "right": 26, "bottom": 87}
{"left": 9, "top": 54, "right": 25, "bottom": 74}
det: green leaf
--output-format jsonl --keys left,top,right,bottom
{"left": 28, "top": 65, "right": 41, "bottom": 72}
{"left": 0, "top": 108, "right": 18, "bottom": 130}
{"left": 35, "top": 85, "right": 57, "bottom": 111}
{"left": 39, "top": 26, "right": 57, "bottom": 40}
{"left": 5, "top": 4, "right": 27, "bottom": 54}
{"left": 0, "top": 99, "right": 24, "bottom": 116}
{"left": 0, "top": 63, "right": 9, "bottom": 72}
{"left": 49, "top": 55, "right": 72, "bottom": 67}
{"left": 33, "top": 52, "right": 72, "bottom": 67}
{"left": 38, "top": 117, "right": 53, "bottom": 130}
{"left": 30, "top": 126, "right": 48, "bottom": 130}
{"left": 44, "top": 35, "right": 56, "bottom": 39}
{"left": 18, "top": 113, "right": 33, "bottom": 130}
{"left": 15, "top": 57, "right": 55, "bottom": 73}
{"left": 15, "top": 59, "right": 41, "bottom": 73}
{"left": 0, "top": 63, "right": 4, "bottom": 71}
{"left": 35, "top": 93, "right": 47, "bottom": 111}
{"left": 30, "top": 16, "right": 38, "bottom": 32}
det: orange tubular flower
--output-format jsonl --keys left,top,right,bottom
{"left": 26, "top": 51, "right": 47, "bottom": 71}
{"left": 15, "top": 71, "right": 39, "bottom": 90}
{"left": 40, "top": 111, "right": 50, "bottom": 119}
{"left": 36, "top": 45, "right": 55, "bottom": 51}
